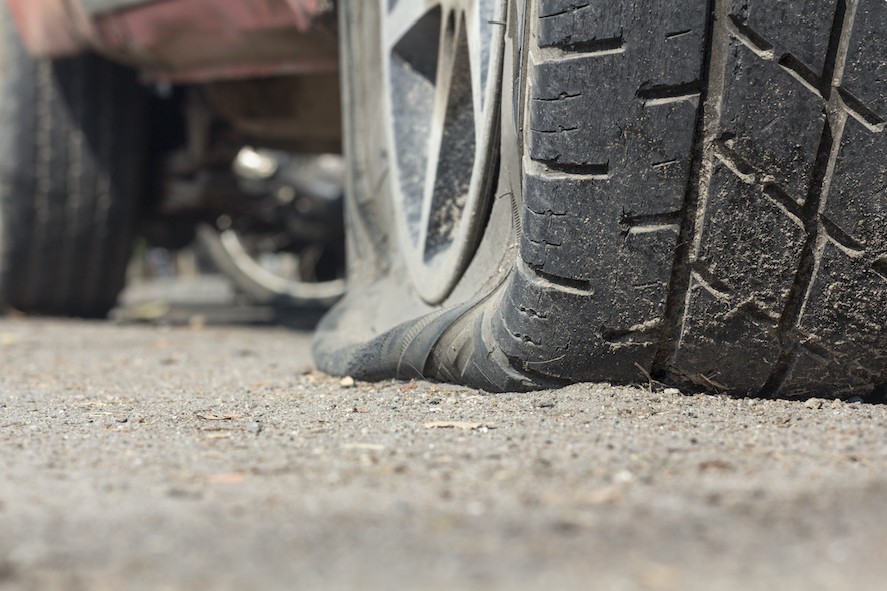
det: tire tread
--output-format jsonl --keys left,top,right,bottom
{"left": 0, "top": 5, "right": 144, "bottom": 318}
{"left": 496, "top": 0, "right": 885, "bottom": 396}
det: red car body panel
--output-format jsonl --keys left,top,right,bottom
{"left": 6, "top": 0, "right": 88, "bottom": 57}
{"left": 6, "top": 0, "right": 337, "bottom": 83}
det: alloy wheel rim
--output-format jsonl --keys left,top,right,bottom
{"left": 382, "top": 0, "right": 506, "bottom": 304}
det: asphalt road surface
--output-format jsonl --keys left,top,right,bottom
{"left": 1, "top": 280, "right": 886, "bottom": 590}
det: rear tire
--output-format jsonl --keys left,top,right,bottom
{"left": 315, "top": 0, "right": 886, "bottom": 397}
{"left": 0, "top": 5, "right": 146, "bottom": 317}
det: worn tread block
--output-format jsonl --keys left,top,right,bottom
{"left": 494, "top": 265, "right": 659, "bottom": 382}
{"left": 696, "top": 166, "right": 806, "bottom": 311}
{"left": 780, "top": 346, "right": 874, "bottom": 398}
{"left": 842, "top": 0, "right": 887, "bottom": 118}
{"left": 538, "top": 1, "right": 624, "bottom": 44}
{"left": 674, "top": 281, "right": 781, "bottom": 392}
{"left": 797, "top": 244, "right": 887, "bottom": 378}
{"left": 522, "top": 172, "right": 681, "bottom": 277}
{"left": 521, "top": 202, "right": 676, "bottom": 319}
{"left": 826, "top": 120, "right": 887, "bottom": 253}
{"left": 730, "top": 0, "right": 835, "bottom": 73}
{"left": 719, "top": 41, "right": 826, "bottom": 199}
{"left": 537, "top": 0, "right": 707, "bottom": 89}
{"left": 529, "top": 54, "right": 625, "bottom": 166}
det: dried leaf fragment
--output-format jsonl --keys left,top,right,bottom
{"left": 196, "top": 413, "right": 240, "bottom": 421}
{"left": 424, "top": 421, "right": 496, "bottom": 430}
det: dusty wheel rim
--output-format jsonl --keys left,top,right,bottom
{"left": 198, "top": 224, "right": 346, "bottom": 305}
{"left": 382, "top": 0, "right": 506, "bottom": 304}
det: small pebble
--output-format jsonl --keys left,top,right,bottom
{"left": 663, "top": 388, "right": 681, "bottom": 396}
{"left": 804, "top": 398, "right": 824, "bottom": 410}
{"left": 339, "top": 376, "right": 356, "bottom": 388}
{"left": 537, "top": 400, "right": 556, "bottom": 408}
{"left": 613, "top": 470, "right": 635, "bottom": 484}
{"left": 167, "top": 487, "right": 202, "bottom": 500}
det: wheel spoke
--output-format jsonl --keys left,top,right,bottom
{"left": 384, "top": 0, "right": 443, "bottom": 50}
{"left": 382, "top": 0, "right": 505, "bottom": 300}
{"left": 418, "top": 9, "right": 462, "bottom": 254}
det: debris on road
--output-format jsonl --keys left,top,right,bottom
{"left": 423, "top": 421, "right": 497, "bottom": 431}
{"left": 195, "top": 413, "right": 240, "bottom": 421}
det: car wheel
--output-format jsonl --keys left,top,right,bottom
{"left": 315, "top": 0, "right": 886, "bottom": 397}
{"left": 197, "top": 224, "right": 346, "bottom": 307}
{"left": 0, "top": 4, "right": 146, "bottom": 317}
{"left": 197, "top": 150, "right": 347, "bottom": 308}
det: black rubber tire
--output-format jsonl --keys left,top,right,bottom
{"left": 315, "top": 0, "right": 886, "bottom": 398}
{"left": 0, "top": 5, "right": 146, "bottom": 318}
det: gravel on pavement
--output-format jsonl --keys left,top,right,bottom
{"left": 1, "top": 312, "right": 886, "bottom": 590}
